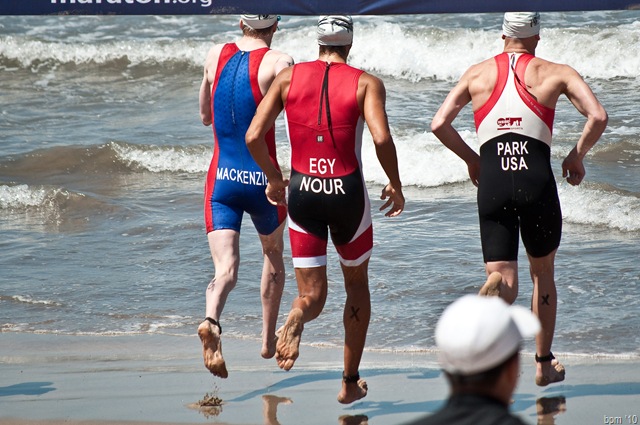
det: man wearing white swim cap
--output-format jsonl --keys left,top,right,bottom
{"left": 197, "top": 15, "right": 293, "bottom": 379}
{"left": 246, "top": 15, "right": 405, "bottom": 405}
{"left": 432, "top": 12, "right": 607, "bottom": 388}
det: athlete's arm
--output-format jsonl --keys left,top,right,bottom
{"left": 431, "top": 69, "right": 481, "bottom": 186}
{"left": 560, "top": 66, "right": 608, "bottom": 186}
{"left": 199, "top": 45, "right": 222, "bottom": 126}
{"left": 199, "top": 70, "right": 212, "bottom": 126}
{"left": 246, "top": 67, "right": 292, "bottom": 205}
{"left": 360, "top": 73, "right": 404, "bottom": 217}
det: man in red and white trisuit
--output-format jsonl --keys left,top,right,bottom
{"left": 431, "top": 12, "right": 607, "bottom": 387}
{"left": 246, "top": 15, "right": 405, "bottom": 404}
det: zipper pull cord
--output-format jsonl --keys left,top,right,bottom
{"left": 318, "top": 62, "right": 336, "bottom": 148}
{"left": 510, "top": 53, "right": 529, "bottom": 93}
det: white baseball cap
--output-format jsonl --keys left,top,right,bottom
{"left": 435, "top": 295, "right": 540, "bottom": 375}
{"left": 503, "top": 12, "right": 541, "bottom": 39}
{"left": 241, "top": 14, "right": 279, "bottom": 30}
{"left": 317, "top": 15, "right": 354, "bottom": 46}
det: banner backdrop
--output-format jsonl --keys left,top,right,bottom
{"left": 2, "top": 0, "right": 639, "bottom": 15}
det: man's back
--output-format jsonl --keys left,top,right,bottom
{"left": 208, "top": 39, "right": 292, "bottom": 96}
{"left": 284, "top": 60, "right": 365, "bottom": 177}
{"left": 199, "top": 31, "right": 293, "bottom": 127}
{"left": 466, "top": 47, "right": 592, "bottom": 114}
{"left": 212, "top": 44, "right": 270, "bottom": 142}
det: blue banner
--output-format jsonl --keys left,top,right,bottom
{"left": 1, "top": 0, "right": 639, "bottom": 15}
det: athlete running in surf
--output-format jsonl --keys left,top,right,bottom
{"left": 246, "top": 15, "right": 405, "bottom": 404}
{"left": 431, "top": 12, "right": 607, "bottom": 386}
{"left": 197, "top": 14, "right": 294, "bottom": 378}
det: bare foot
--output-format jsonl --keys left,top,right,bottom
{"left": 275, "top": 308, "right": 304, "bottom": 371}
{"left": 535, "top": 358, "right": 565, "bottom": 386}
{"left": 261, "top": 334, "right": 278, "bottom": 359}
{"left": 197, "top": 320, "right": 228, "bottom": 378}
{"left": 337, "top": 378, "right": 368, "bottom": 404}
{"left": 479, "top": 271, "right": 502, "bottom": 297}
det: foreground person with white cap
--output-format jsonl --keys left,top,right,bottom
{"left": 246, "top": 15, "right": 405, "bottom": 403}
{"left": 404, "top": 295, "right": 541, "bottom": 425}
{"left": 197, "top": 14, "right": 294, "bottom": 378}
{"left": 431, "top": 12, "right": 607, "bottom": 386}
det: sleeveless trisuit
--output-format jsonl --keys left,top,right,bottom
{"left": 204, "top": 43, "right": 286, "bottom": 235}
{"left": 284, "top": 60, "right": 372, "bottom": 268}
{"left": 474, "top": 52, "right": 562, "bottom": 261}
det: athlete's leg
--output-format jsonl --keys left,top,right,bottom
{"left": 257, "top": 221, "right": 286, "bottom": 359}
{"left": 198, "top": 229, "right": 239, "bottom": 378}
{"left": 528, "top": 249, "right": 565, "bottom": 386}
{"left": 484, "top": 261, "right": 519, "bottom": 304}
{"left": 275, "top": 266, "right": 328, "bottom": 371}
{"left": 205, "top": 229, "right": 240, "bottom": 320}
{"left": 337, "top": 260, "right": 370, "bottom": 404}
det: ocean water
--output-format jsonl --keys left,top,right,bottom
{"left": 1, "top": 12, "right": 639, "bottom": 360}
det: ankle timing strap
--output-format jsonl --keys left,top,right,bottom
{"left": 535, "top": 352, "right": 555, "bottom": 363}
{"left": 342, "top": 372, "right": 360, "bottom": 383}
{"left": 205, "top": 317, "right": 222, "bottom": 334}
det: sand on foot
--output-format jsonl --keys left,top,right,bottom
{"left": 275, "top": 308, "right": 304, "bottom": 371}
{"left": 479, "top": 271, "right": 502, "bottom": 297}
{"left": 197, "top": 320, "right": 228, "bottom": 379}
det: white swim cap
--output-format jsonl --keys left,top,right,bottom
{"left": 503, "top": 12, "right": 540, "bottom": 39}
{"left": 241, "top": 14, "right": 279, "bottom": 30}
{"left": 317, "top": 15, "right": 354, "bottom": 46}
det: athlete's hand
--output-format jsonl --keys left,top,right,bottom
{"left": 266, "top": 178, "right": 289, "bottom": 206}
{"left": 467, "top": 156, "right": 481, "bottom": 187}
{"left": 562, "top": 148, "right": 586, "bottom": 186}
{"left": 380, "top": 183, "right": 405, "bottom": 217}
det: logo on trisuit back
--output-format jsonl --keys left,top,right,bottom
{"left": 497, "top": 117, "right": 523, "bottom": 130}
